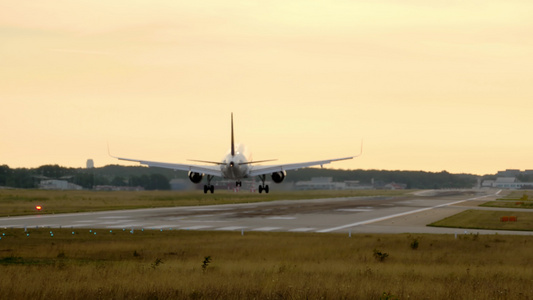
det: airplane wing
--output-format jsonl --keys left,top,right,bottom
{"left": 111, "top": 155, "right": 223, "bottom": 177}
{"left": 249, "top": 141, "right": 363, "bottom": 177}
{"left": 249, "top": 156, "right": 356, "bottom": 177}
{"left": 249, "top": 140, "right": 363, "bottom": 177}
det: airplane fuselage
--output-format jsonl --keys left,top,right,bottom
{"left": 221, "top": 144, "right": 251, "bottom": 180}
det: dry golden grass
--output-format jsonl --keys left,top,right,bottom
{"left": 0, "top": 189, "right": 408, "bottom": 217}
{"left": 1, "top": 229, "right": 533, "bottom": 299}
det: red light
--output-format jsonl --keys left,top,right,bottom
{"left": 36, "top": 205, "right": 42, "bottom": 211}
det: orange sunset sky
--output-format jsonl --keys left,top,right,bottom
{"left": 1, "top": 1, "right": 532, "bottom": 175}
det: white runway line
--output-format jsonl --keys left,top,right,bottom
{"left": 317, "top": 191, "right": 501, "bottom": 233}
{"left": 149, "top": 225, "right": 174, "bottom": 229}
{"left": 289, "top": 228, "right": 316, "bottom": 232}
{"left": 104, "top": 223, "right": 152, "bottom": 229}
{"left": 182, "top": 225, "right": 213, "bottom": 230}
{"left": 1, "top": 225, "right": 23, "bottom": 229}
{"left": 106, "top": 225, "right": 137, "bottom": 229}
{"left": 216, "top": 226, "right": 247, "bottom": 231}
{"left": 252, "top": 227, "right": 281, "bottom": 231}
{"left": 36, "top": 224, "right": 61, "bottom": 228}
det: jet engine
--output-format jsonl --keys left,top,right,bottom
{"left": 271, "top": 171, "right": 286, "bottom": 183}
{"left": 188, "top": 171, "right": 204, "bottom": 184}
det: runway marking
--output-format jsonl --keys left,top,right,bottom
{"left": 318, "top": 191, "right": 501, "bottom": 233}
{"left": 252, "top": 227, "right": 281, "bottom": 231}
{"left": 336, "top": 209, "right": 373, "bottom": 212}
{"left": 1, "top": 225, "right": 22, "bottom": 229}
{"left": 66, "top": 224, "right": 93, "bottom": 228}
{"left": 106, "top": 225, "right": 141, "bottom": 229}
{"left": 216, "top": 226, "right": 247, "bottom": 231}
{"left": 183, "top": 225, "right": 212, "bottom": 230}
{"left": 105, "top": 223, "right": 153, "bottom": 229}
{"left": 37, "top": 224, "right": 60, "bottom": 228}
{"left": 290, "top": 228, "right": 316, "bottom": 232}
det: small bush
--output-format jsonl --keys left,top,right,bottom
{"left": 151, "top": 258, "right": 163, "bottom": 269}
{"left": 202, "top": 256, "right": 212, "bottom": 272}
{"left": 380, "top": 291, "right": 398, "bottom": 300}
{"left": 410, "top": 239, "right": 419, "bottom": 250}
{"left": 373, "top": 249, "right": 389, "bottom": 262}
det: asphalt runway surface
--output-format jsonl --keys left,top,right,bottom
{"left": 1, "top": 189, "right": 531, "bottom": 235}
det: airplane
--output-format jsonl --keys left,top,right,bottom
{"left": 110, "top": 113, "right": 362, "bottom": 193}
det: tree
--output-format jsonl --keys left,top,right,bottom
{"left": 111, "top": 176, "right": 127, "bottom": 187}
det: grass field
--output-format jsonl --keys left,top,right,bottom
{"left": 0, "top": 189, "right": 408, "bottom": 217}
{"left": 429, "top": 209, "right": 533, "bottom": 231}
{"left": 482, "top": 190, "right": 533, "bottom": 210}
{"left": 1, "top": 229, "right": 533, "bottom": 299}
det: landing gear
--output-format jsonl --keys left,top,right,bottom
{"left": 258, "top": 185, "right": 269, "bottom": 194}
{"left": 204, "top": 175, "right": 215, "bottom": 194}
{"left": 258, "top": 175, "right": 269, "bottom": 194}
{"left": 236, "top": 181, "right": 242, "bottom": 187}
{"left": 203, "top": 185, "right": 214, "bottom": 194}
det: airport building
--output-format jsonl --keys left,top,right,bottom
{"left": 496, "top": 169, "right": 533, "bottom": 177}
{"left": 295, "top": 177, "right": 404, "bottom": 190}
{"left": 86, "top": 159, "right": 94, "bottom": 169}
{"left": 94, "top": 185, "right": 144, "bottom": 191}
{"left": 39, "top": 180, "right": 83, "bottom": 190}
{"left": 483, "top": 176, "right": 533, "bottom": 189}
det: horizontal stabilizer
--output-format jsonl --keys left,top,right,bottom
{"left": 239, "top": 159, "right": 277, "bottom": 165}
{"left": 187, "top": 159, "right": 226, "bottom": 165}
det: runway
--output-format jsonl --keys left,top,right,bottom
{"left": 1, "top": 189, "right": 530, "bottom": 235}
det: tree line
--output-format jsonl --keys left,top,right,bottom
{"left": 0, "top": 164, "right": 482, "bottom": 190}
{"left": 0, "top": 165, "right": 170, "bottom": 190}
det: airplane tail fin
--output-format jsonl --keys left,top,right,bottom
{"left": 231, "top": 113, "right": 235, "bottom": 157}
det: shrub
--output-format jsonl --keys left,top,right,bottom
{"left": 202, "top": 256, "right": 212, "bottom": 272}
{"left": 373, "top": 249, "right": 389, "bottom": 262}
{"left": 151, "top": 258, "right": 163, "bottom": 269}
{"left": 410, "top": 239, "right": 419, "bottom": 250}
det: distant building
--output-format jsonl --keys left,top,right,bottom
{"left": 485, "top": 177, "right": 533, "bottom": 189}
{"left": 496, "top": 169, "right": 533, "bottom": 177}
{"left": 94, "top": 185, "right": 144, "bottom": 191}
{"left": 496, "top": 169, "right": 520, "bottom": 177}
{"left": 86, "top": 159, "right": 94, "bottom": 169}
{"left": 295, "top": 177, "right": 343, "bottom": 190}
{"left": 481, "top": 180, "right": 495, "bottom": 188}
{"left": 39, "top": 180, "right": 83, "bottom": 190}
{"left": 295, "top": 177, "right": 401, "bottom": 190}
{"left": 384, "top": 182, "right": 407, "bottom": 190}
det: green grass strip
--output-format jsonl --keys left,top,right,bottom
{"left": 429, "top": 209, "right": 533, "bottom": 231}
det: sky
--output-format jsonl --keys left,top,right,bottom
{"left": 1, "top": 1, "right": 532, "bottom": 175}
